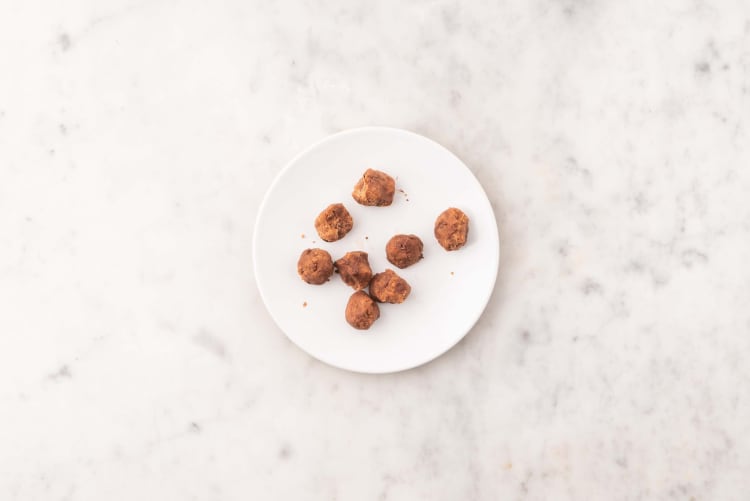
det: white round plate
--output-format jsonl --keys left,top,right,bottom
{"left": 253, "top": 127, "right": 499, "bottom": 373}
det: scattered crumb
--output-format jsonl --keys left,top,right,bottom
{"left": 58, "top": 33, "right": 71, "bottom": 51}
{"left": 303, "top": 301, "right": 307, "bottom": 308}
{"left": 406, "top": 198, "right": 409, "bottom": 202}
{"left": 504, "top": 462, "right": 513, "bottom": 470}
{"left": 47, "top": 365, "right": 72, "bottom": 381}
{"left": 450, "top": 271, "right": 454, "bottom": 275}
{"left": 312, "top": 240, "right": 317, "bottom": 244}
{"left": 398, "top": 188, "right": 405, "bottom": 193}
{"left": 365, "top": 236, "right": 369, "bottom": 240}
{"left": 301, "top": 233, "right": 305, "bottom": 238}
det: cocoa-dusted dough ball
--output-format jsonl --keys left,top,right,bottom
{"left": 334, "top": 251, "right": 373, "bottom": 290}
{"left": 434, "top": 207, "right": 470, "bottom": 251}
{"left": 370, "top": 269, "right": 411, "bottom": 304}
{"left": 297, "top": 248, "right": 334, "bottom": 285}
{"left": 314, "top": 203, "right": 353, "bottom": 242}
{"left": 385, "top": 234, "right": 424, "bottom": 269}
{"left": 345, "top": 291, "right": 380, "bottom": 330}
{"left": 352, "top": 169, "right": 396, "bottom": 207}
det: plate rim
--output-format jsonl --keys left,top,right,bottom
{"left": 252, "top": 126, "right": 499, "bottom": 374}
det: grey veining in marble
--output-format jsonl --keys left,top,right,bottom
{"left": 1, "top": 0, "right": 750, "bottom": 499}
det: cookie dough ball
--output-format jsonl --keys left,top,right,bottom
{"left": 345, "top": 291, "right": 380, "bottom": 330}
{"left": 352, "top": 169, "right": 396, "bottom": 207}
{"left": 434, "top": 208, "right": 470, "bottom": 251}
{"left": 334, "top": 251, "right": 373, "bottom": 290}
{"left": 385, "top": 234, "right": 424, "bottom": 269}
{"left": 297, "top": 248, "right": 334, "bottom": 285}
{"left": 315, "top": 203, "right": 353, "bottom": 242}
{"left": 370, "top": 269, "right": 411, "bottom": 304}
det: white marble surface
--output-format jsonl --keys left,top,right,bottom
{"left": 2, "top": 0, "right": 750, "bottom": 499}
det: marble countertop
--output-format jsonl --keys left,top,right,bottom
{"left": 2, "top": 0, "right": 750, "bottom": 499}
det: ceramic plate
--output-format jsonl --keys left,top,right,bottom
{"left": 253, "top": 127, "right": 499, "bottom": 373}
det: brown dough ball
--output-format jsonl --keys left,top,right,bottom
{"left": 334, "top": 251, "right": 373, "bottom": 290}
{"left": 352, "top": 169, "right": 396, "bottom": 207}
{"left": 385, "top": 234, "right": 424, "bottom": 269}
{"left": 314, "top": 203, "right": 353, "bottom": 242}
{"left": 434, "top": 207, "right": 470, "bottom": 251}
{"left": 297, "top": 248, "right": 334, "bottom": 285}
{"left": 370, "top": 269, "right": 411, "bottom": 304}
{"left": 345, "top": 291, "right": 380, "bottom": 330}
